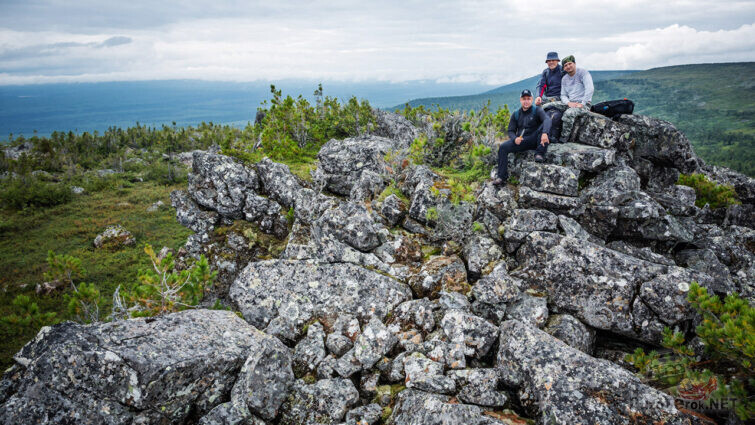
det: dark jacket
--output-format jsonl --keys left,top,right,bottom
{"left": 507, "top": 105, "right": 552, "bottom": 141}
{"left": 535, "top": 65, "right": 565, "bottom": 98}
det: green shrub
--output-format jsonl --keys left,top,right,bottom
{"left": 44, "top": 250, "right": 85, "bottom": 287}
{"left": 64, "top": 282, "right": 105, "bottom": 324}
{"left": 122, "top": 244, "right": 216, "bottom": 317}
{"left": 143, "top": 161, "right": 188, "bottom": 184}
{"left": 0, "top": 178, "right": 72, "bottom": 209}
{"left": 677, "top": 173, "right": 739, "bottom": 209}
{"left": 625, "top": 282, "right": 754, "bottom": 420}
{"left": 1, "top": 295, "right": 58, "bottom": 334}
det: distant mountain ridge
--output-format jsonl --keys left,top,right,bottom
{"left": 390, "top": 62, "right": 755, "bottom": 177}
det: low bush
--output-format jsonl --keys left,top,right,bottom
{"left": 0, "top": 177, "right": 72, "bottom": 209}
{"left": 677, "top": 173, "right": 739, "bottom": 209}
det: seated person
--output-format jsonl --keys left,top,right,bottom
{"left": 559, "top": 55, "right": 594, "bottom": 142}
{"left": 535, "top": 51, "right": 565, "bottom": 106}
{"left": 493, "top": 89, "right": 551, "bottom": 185}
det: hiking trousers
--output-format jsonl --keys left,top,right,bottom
{"left": 496, "top": 134, "right": 548, "bottom": 179}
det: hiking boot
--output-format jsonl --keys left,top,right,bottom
{"left": 534, "top": 154, "right": 545, "bottom": 163}
{"left": 492, "top": 177, "right": 505, "bottom": 186}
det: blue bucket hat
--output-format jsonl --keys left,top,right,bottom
{"left": 545, "top": 52, "right": 560, "bottom": 62}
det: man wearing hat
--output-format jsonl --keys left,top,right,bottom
{"left": 535, "top": 52, "right": 565, "bottom": 106}
{"left": 559, "top": 55, "right": 594, "bottom": 142}
{"left": 493, "top": 89, "right": 552, "bottom": 185}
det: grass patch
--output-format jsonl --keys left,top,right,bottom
{"left": 0, "top": 181, "right": 192, "bottom": 370}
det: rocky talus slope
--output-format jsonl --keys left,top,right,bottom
{"left": 2, "top": 109, "right": 753, "bottom": 424}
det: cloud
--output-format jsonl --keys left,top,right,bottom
{"left": 0, "top": 1, "right": 753, "bottom": 85}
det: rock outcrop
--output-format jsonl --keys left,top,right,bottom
{"left": 4, "top": 109, "right": 754, "bottom": 424}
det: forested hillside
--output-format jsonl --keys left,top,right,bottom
{"left": 394, "top": 63, "right": 755, "bottom": 176}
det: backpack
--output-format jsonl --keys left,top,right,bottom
{"left": 591, "top": 99, "right": 634, "bottom": 118}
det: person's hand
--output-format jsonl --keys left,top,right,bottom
{"left": 568, "top": 102, "right": 579, "bottom": 108}
{"left": 575, "top": 103, "right": 583, "bottom": 108}
{"left": 535, "top": 96, "right": 542, "bottom": 106}
{"left": 515, "top": 136, "right": 523, "bottom": 145}
{"left": 541, "top": 133, "right": 549, "bottom": 145}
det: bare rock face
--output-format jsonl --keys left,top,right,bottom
{"left": 0, "top": 310, "right": 259, "bottom": 425}
{"left": 497, "top": 319, "right": 706, "bottom": 425}
{"left": 189, "top": 151, "right": 260, "bottom": 218}
{"left": 616, "top": 114, "right": 701, "bottom": 173}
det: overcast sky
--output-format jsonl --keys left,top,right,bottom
{"left": 1, "top": 0, "right": 754, "bottom": 86}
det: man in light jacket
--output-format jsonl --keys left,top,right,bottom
{"left": 559, "top": 55, "right": 594, "bottom": 142}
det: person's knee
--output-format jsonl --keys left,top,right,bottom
{"left": 498, "top": 140, "right": 513, "bottom": 154}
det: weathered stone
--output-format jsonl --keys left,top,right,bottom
{"left": 389, "top": 389, "right": 519, "bottom": 425}
{"left": 408, "top": 255, "right": 469, "bottom": 298}
{"left": 256, "top": 158, "right": 304, "bottom": 209}
{"left": 317, "top": 135, "right": 402, "bottom": 195}
{"left": 230, "top": 260, "right": 412, "bottom": 342}
{"left": 293, "top": 322, "right": 327, "bottom": 375}
{"left": 380, "top": 194, "right": 407, "bottom": 227}
{"left": 403, "top": 352, "right": 456, "bottom": 394}
{"left": 497, "top": 320, "right": 705, "bottom": 424}
{"left": 314, "top": 201, "right": 382, "bottom": 252}
{"left": 93, "top": 224, "right": 135, "bottom": 249}
{"left": 520, "top": 163, "right": 579, "bottom": 196}
{"left": 650, "top": 185, "right": 697, "bottom": 216}
{"left": 171, "top": 189, "right": 220, "bottom": 234}
{"left": 0, "top": 310, "right": 257, "bottom": 425}
{"left": 189, "top": 151, "right": 259, "bottom": 217}
{"left": 505, "top": 294, "right": 548, "bottom": 328}
{"left": 279, "top": 378, "right": 359, "bottom": 424}
{"left": 507, "top": 208, "right": 559, "bottom": 233}
{"left": 231, "top": 328, "right": 295, "bottom": 420}
{"left": 544, "top": 314, "right": 596, "bottom": 354}
{"left": 675, "top": 249, "right": 735, "bottom": 294}
{"left": 606, "top": 240, "right": 675, "bottom": 265}
{"left": 616, "top": 114, "right": 700, "bottom": 173}
{"left": 571, "top": 112, "right": 631, "bottom": 149}
{"left": 243, "top": 193, "right": 288, "bottom": 238}
{"left": 440, "top": 310, "right": 498, "bottom": 359}
{"left": 345, "top": 403, "right": 383, "bottom": 425}
{"left": 350, "top": 169, "right": 386, "bottom": 201}
{"left": 544, "top": 142, "right": 615, "bottom": 172}
{"left": 292, "top": 188, "right": 338, "bottom": 226}
{"left": 447, "top": 368, "right": 508, "bottom": 407}
{"left": 391, "top": 298, "right": 438, "bottom": 333}
{"left": 372, "top": 109, "right": 419, "bottom": 147}
{"left": 354, "top": 317, "right": 398, "bottom": 370}
{"left": 477, "top": 182, "right": 517, "bottom": 220}
{"left": 462, "top": 235, "right": 503, "bottom": 278}
{"left": 518, "top": 186, "right": 580, "bottom": 211}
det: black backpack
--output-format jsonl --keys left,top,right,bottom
{"left": 591, "top": 99, "right": 634, "bottom": 118}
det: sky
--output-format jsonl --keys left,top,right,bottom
{"left": 0, "top": 0, "right": 754, "bottom": 86}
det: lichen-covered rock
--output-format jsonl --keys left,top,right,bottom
{"left": 403, "top": 352, "right": 456, "bottom": 394}
{"left": 462, "top": 235, "right": 503, "bottom": 278}
{"left": 243, "top": 193, "right": 289, "bottom": 238}
{"left": 430, "top": 201, "right": 475, "bottom": 242}
{"left": 372, "top": 109, "right": 419, "bottom": 147}
{"left": 408, "top": 255, "right": 469, "bottom": 299}
{"left": 292, "top": 187, "right": 339, "bottom": 225}
{"left": 171, "top": 189, "right": 220, "bottom": 234}
{"left": 616, "top": 114, "right": 700, "bottom": 173}
{"left": 345, "top": 403, "right": 383, "bottom": 425}
{"left": 544, "top": 142, "right": 615, "bottom": 172}
{"left": 507, "top": 208, "right": 559, "bottom": 233}
{"left": 293, "top": 322, "right": 327, "bottom": 375}
{"left": 471, "top": 262, "right": 523, "bottom": 324}
{"left": 230, "top": 260, "right": 412, "bottom": 342}
{"left": 505, "top": 294, "right": 548, "bottom": 328}
{"left": 389, "top": 389, "right": 517, "bottom": 425}
{"left": 675, "top": 248, "right": 735, "bottom": 294}
{"left": 317, "top": 135, "right": 402, "bottom": 195}
{"left": 440, "top": 310, "right": 498, "bottom": 359}
{"left": 391, "top": 298, "right": 438, "bottom": 333}
{"left": 380, "top": 193, "right": 408, "bottom": 227}
{"left": 447, "top": 368, "right": 508, "bottom": 407}
{"left": 279, "top": 378, "right": 359, "bottom": 425}
{"left": 605, "top": 240, "right": 675, "bottom": 266}
{"left": 702, "top": 163, "right": 755, "bottom": 204}
{"left": 477, "top": 182, "right": 517, "bottom": 220}
{"left": 570, "top": 112, "right": 632, "bottom": 150}
{"left": 520, "top": 163, "right": 579, "bottom": 196}
{"left": 497, "top": 320, "right": 703, "bottom": 425}
{"left": 650, "top": 184, "right": 697, "bottom": 216}
{"left": 198, "top": 399, "right": 267, "bottom": 425}
{"left": 188, "top": 151, "right": 259, "bottom": 217}
{"left": 0, "top": 310, "right": 257, "bottom": 425}
{"left": 513, "top": 235, "right": 716, "bottom": 343}
{"left": 230, "top": 328, "right": 295, "bottom": 420}
{"left": 518, "top": 186, "right": 580, "bottom": 211}
{"left": 350, "top": 169, "right": 386, "bottom": 201}
{"left": 544, "top": 314, "right": 596, "bottom": 354}
{"left": 314, "top": 201, "right": 382, "bottom": 252}
{"left": 354, "top": 317, "right": 398, "bottom": 370}
{"left": 93, "top": 224, "right": 136, "bottom": 249}
{"left": 256, "top": 158, "right": 304, "bottom": 208}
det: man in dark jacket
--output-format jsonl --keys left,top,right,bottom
{"left": 535, "top": 52, "right": 565, "bottom": 106}
{"left": 493, "top": 89, "right": 551, "bottom": 185}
